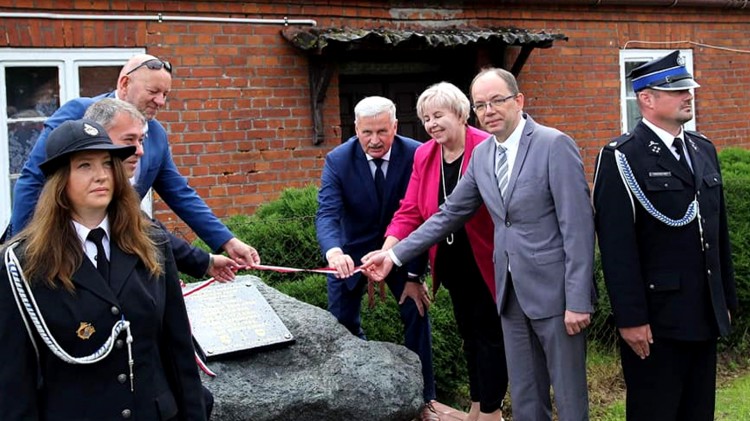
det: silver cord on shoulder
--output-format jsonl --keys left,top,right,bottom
{"left": 4, "top": 244, "right": 135, "bottom": 390}
{"left": 614, "top": 149, "right": 699, "bottom": 227}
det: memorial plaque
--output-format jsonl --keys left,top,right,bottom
{"left": 183, "top": 277, "right": 294, "bottom": 359}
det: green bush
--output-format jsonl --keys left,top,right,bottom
{"left": 195, "top": 185, "right": 323, "bottom": 286}
{"left": 719, "top": 148, "right": 750, "bottom": 350}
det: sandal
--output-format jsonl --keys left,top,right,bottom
{"left": 418, "top": 401, "right": 441, "bottom": 421}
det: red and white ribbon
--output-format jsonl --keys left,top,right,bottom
{"left": 251, "top": 263, "right": 362, "bottom": 276}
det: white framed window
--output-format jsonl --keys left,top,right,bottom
{"left": 619, "top": 49, "right": 697, "bottom": 134}
{"left": 0, "top": 48, "right": 144, "bottom": 231}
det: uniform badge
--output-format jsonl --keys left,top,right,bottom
{"left": 76, "top": 322, "right": 96, "bottom": 340}
{"left": 83, "top": 123, "right": 99, "bottom": 136}
{"left": 609, "top": 141, "right": 617, "bottom": 147}
{"left": 648, "top": 140, "right": 661, "bottom": 154}
{"left": 688, "top": 138, "right": 698, "bottom": 151}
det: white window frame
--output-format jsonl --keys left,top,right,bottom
{"left": 619, "top": 49, "right": 697, "bottom": 134}
{"left": 0, "top": 48, "right": 145, "bottom": 231}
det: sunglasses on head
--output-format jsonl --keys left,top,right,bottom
{"left": 125, "top": 59, "right": 173, "bottom": 76}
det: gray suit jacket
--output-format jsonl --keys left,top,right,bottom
{"left": 393, "top": 114, "right": 595, "bottom": 319}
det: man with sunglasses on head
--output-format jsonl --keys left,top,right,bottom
{"left": 10, "top": 54, "right": 261, "bottom": 270}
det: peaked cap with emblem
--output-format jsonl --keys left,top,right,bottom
{"left": 39, "top": 119, "right": 136, "bottom": 176}
{"left": 628, "top": 50, "right": 701, "bottom": 92}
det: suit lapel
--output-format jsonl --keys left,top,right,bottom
{"left": 504, "top": 116, "right": 533, "bottom": 206}
{"left": 685, "top": 134, "right": 707, "bottom": 186}
{"left": 73, "top": 260, "right": 119, "bottom": 307}
{"left": 384, "top": 138, "right": 407, "bottom": 207}
{"left": 109, "top": 242, "right": 139, "bottom": 296}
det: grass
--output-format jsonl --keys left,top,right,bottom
{"left": 590, "top": 349, "right": 750, "bottom": 421}
{"left": 495, "top": 346, "right": 750, "bottom": 420}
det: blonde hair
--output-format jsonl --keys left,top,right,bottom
{"left": 416, "top": 82, "right": 471, "bottom": 124}
{"left": 18, "top": 153, "right": 162, "bottom": 290}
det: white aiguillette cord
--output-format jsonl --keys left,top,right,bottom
{"left": 440, "top": 146, "right": 464, "bottom": 245}
{"left": 4, "top": 243, "right": 135, "bottom": 392}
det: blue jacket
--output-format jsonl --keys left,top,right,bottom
{"left": 316, "top": 135, "right": 426, "bottom": 289}
{"left": 10, "top": 92, "right": 233, "bottom": 253}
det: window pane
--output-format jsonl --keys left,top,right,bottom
{"left": 5, "top": 67, "right": 60, "bottom": 117}
{"left": 79, "top": 66, "right": 121, "bottom": 97}
{"left": 8, "top": 120, "right": 43, "bottom": 174}
{"left": 624, "top": 61, "right": 647, "bottom": 97}
{"left": 626, "top": 99, "right": 642, "bottom": 133}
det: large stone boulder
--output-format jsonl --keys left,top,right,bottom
{"left": 201, "top": 275, "right": 423, "bottom": 421}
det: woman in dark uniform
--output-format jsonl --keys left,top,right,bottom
{"left": 0, "top": 119, "right": 206, "bottom": 420}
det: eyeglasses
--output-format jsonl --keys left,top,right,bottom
{"left": 472, "top": 94, "right": 518, "bottom": 113}
{"left": 125, "top": 59, "right": 173, "bottom": 76}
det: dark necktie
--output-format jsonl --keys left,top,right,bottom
{"left": 87, "top": 228, "right": 110, "bottom": 282}
{"left": 373, "top": 158, "right": 385, "bottom": 201}
{"left": 673, "top": 138, "right": 692, "bottom": 174}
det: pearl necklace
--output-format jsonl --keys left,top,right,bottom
{"left": 440, "top": 146, "right": 464, "bottom": 245}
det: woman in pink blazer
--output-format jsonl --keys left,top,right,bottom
{"left": 384, "top": 82, "right": 508, "bottom": 421}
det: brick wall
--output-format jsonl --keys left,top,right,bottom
{"left": 2, "top": 0, "right": 749, "bottom": 238}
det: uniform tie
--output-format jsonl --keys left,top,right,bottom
{"left": 495, "top": 144, "right": 509, "bottom": 199}
{"left": 373, "top": 158, "right": 385, "bottom": 201}
{"left": 673, "top": 137, "right": 693, "bottom": 174}
{"left": 87, "top": 228, "right": 110, "bottom": 282}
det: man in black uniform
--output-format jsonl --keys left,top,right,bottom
{"left": 593, "top": 50, "right": 737, "bottom": 421}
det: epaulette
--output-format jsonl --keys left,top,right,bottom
{"left": 603, "top": 132, "right": 635, "bottom": 150}
{"left": 685, "top": 130, "right": 712, "bottom": 143}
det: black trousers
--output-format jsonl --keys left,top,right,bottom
{"left": 438, "top": 243, "right": 508, "bottom": 413}
{"left": 620, "top": 336, "right": 717, "bottom": 421}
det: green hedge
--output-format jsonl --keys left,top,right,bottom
{"left": 719, "top": 148, "right": 750, "bottom": 350}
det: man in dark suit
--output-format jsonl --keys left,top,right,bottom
{"left": 593, "top": 51, "right": 737, "bottom": 421}
{"left": 9, "top": 54, "right": 260, "bottom": 268}
{"left": 315, "top": 96, "right": 437, "bottom": 420}
{"left": 363, "top": 69, "right": 595, "bottom": 421}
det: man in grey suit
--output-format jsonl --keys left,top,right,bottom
{"left": 363, "top": 68, "right": 595, "bottom": 421}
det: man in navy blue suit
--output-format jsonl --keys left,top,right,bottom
{"left": 315, "top": 96, "right": 437, "bottom": 420}
{"left": 9, "top": 54, "right": 260, "bottom": 268}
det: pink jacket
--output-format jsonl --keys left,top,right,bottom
{"left": 386, "top": 125, "right": 496, "bottom": 298}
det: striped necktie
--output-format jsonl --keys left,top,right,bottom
{"left": 495, "top": 144, "right": 509, "bottom": 199}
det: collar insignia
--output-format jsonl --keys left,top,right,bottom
{"left": 609, "top": 141, "right": 617, "bottom": 147}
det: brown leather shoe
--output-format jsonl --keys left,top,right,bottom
{"left": 419, "top": 401, "right": 441, "bottom": 421}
